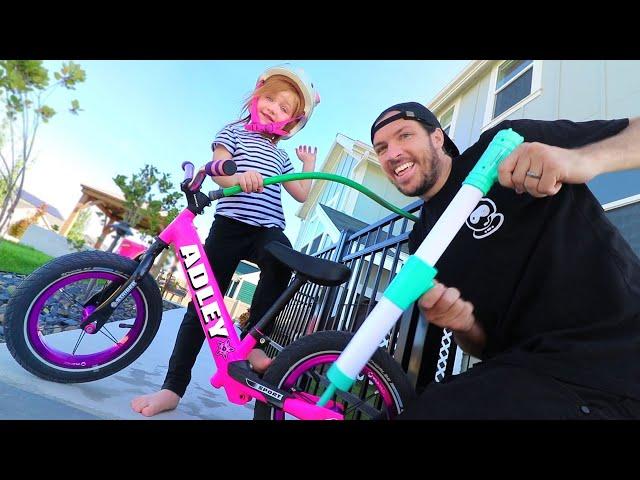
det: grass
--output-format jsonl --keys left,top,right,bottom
{"left": 0, "top": 238, "right": 53, "bottom": 275}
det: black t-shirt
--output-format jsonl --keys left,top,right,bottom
{"left": 408, "top": 118, "right": 640, "bottom": 399}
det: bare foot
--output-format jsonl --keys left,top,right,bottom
{"left": 131, "top": 389, "right": 181, "bottom": 417}
{"left": 248, "top": 348, "right": 272, "bottom": 374}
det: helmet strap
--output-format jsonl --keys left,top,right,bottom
{"left": 244, "top": 96, "right": 304, "bottom": 137}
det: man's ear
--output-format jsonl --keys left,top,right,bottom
{"left": 431, "top": 127, "right": 445, "bottom": 151}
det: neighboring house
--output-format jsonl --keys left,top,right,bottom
{"left": 9, "top": 189, "right": 65, "bottom": 230}
{"left": 261, "top": 60, "right": 640, "bottom": 390}
{"left": 167, "top": 259, "right": 260, "bottom": 317}
{"left": 425, "top": 60, "right": 640, "bottom": 375}
{"left": 224, "top": 265, "right": 260, "bottom": 319}
{"left": 293, "top": 134, "right": 418, "bottom": 340}
{"left": 295, "top": 133, "right": 413, "bottom": 254}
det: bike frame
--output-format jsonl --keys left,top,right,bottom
{"left": 157, "top": 207, "right": 343, "bottom": 420}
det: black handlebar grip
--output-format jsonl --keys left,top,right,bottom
{"left": 208, "top": 189, "right": 225, "bottom": 201}
{"left": 205, "top": 159, "right": 237, "bottom": 177}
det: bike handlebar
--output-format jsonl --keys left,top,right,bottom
{"left": 206, "top": 159, "right": 237, "bottom": 177}
{"left": 181, "top": 161, "right": 195, "bottom": 182}
{"left": 182, "top": 159, "right": 238, "bottom": 191}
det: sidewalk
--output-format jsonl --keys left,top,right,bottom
{"left": 0, "top": 308, "right": 253, "bottom": 420}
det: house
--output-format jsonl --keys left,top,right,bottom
{"left": 428, "top": 60, "right": 640, "bottom": 204}
{"left": 295, "top": 133, "right": 413, "bottom": 255}
{"left": 275, "top": 60, "right": 640, "bottom": 388}
{"left": 164, "top": 259, "right": 260, "bottom": 320}
{"left": 9, "top": 189, "right": 65, "bottom": 231}
{"left": 425, "top": 60, "right": 640, "bottom": 375}
{"left": 224, "top": 264, "right": 260, "bottom": 319}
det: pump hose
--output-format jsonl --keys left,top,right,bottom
{"left": 217, "top": 172, "right": 418, "bottom": 223}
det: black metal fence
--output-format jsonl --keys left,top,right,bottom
{"left": 268, "top": 200, "right": 455, "bottom": 392}
{"left": 267, "top": 197, "right": 640, "bottom": 392}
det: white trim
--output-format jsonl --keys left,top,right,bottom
{"left": 532, "top": 59, "right": 544, "bottom": 99}
{"left": 482, "top": 60, "right": 543, "bottom": 129}
{"left": 482, "top": 89, "right": 543, "bottom": 132}
{"left": 439, "top": 104, "right": 454, "bottom": 133}
{"left": 483, "top": 65, "right": 500, "bottom": 127}
{"left": 449, "top": 98, "right": 460, "bottom": 143}
{"left": 326, "top": 191, "right": 340, "bottom": 209}
{"left": 429, "top": 61, "right": 490, "bottom": 112}
{"left": 602, "top": 193, "right": 640, "bottom": 211}
{"left": 495, "top": 60, "right": 533, "bottom": 94}
{"left": 438, "top": 97, "right": 461, "bottom": 144}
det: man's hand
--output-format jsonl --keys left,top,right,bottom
{"left": 498, "top": 142, "right": 596, "bottom": 197}
{"left": 237, "top": 170, "right": 264, "bottom": 193}
{"left": 417, "top": 281, "right": 475, "bottom": 333}
{"left": 417, "top": 281, "right": 487, "bottom": 358}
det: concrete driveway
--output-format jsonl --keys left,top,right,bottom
{"left": 0, "top": 308, "right": 254, "bottom": 420}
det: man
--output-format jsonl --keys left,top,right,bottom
{"left": 371, "top": 102, "right": 640, "bottom": 419}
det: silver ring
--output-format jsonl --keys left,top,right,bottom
{"left": 525, "top": 170, "right": 541, "bottom": 180}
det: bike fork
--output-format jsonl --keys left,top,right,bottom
{"left": 78, "top": 238, "right": 168, "bottom": 333}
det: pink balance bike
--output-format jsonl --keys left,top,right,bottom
{"left": 5, "top": 127, "right": 522, "bottom": 419}
{"left": 4, "top": 159, "right": 416, "bottom": 420}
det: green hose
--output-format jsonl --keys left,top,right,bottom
{"left": 220, "top": 172, "right": 418, "bottom": 223}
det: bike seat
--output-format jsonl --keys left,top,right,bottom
{"left": 264, "top": 242, "right": 351, "bottom": 287}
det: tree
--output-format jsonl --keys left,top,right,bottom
{"left": 7, "top": 202, "right": 47, "bottom": 239}
{"left": 0, "top": 60, "right": 86, "bottom": 235}
{"left": 114, "top": 164, "right": 183, "bottom": 279}
{"left": 66, "top": 208, "right": 92, "bottom": 251}
{"left": 113, "top": 164, "right": 182, "bottom": 240}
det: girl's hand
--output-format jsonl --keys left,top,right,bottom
{"left": 296, "top": 145, "right": 318, "bottom": 165}
{"left": 237, "top": 170, "right": 264, "bottom": 193}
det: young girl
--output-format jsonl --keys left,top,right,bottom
{"left": 131, "top": 64, "right": 320, "bottom": 417}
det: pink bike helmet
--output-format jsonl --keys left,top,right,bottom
{"left": 245, "top": 64, "right": 320, "bottom": 140}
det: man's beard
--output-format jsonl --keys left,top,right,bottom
{"left": 394, "top": 143, "right": 441, "bottom": 198}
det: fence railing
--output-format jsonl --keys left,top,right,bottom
{"left": 268, "top": 200, "right": 456, "bottom": 392}
{"left": 267, "top": 195, "right": 640, "bottom": 391}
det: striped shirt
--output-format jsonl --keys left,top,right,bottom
{"left": 212, "top": 123, "right": 294, "bottom": 229}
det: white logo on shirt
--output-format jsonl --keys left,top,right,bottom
{"left": 466, "top": 198, "right": 504, "bottom": 239}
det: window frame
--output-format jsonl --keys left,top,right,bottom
{"left": 438, "top": 99, "right": 460, "bottom": 143}
{"left": 482, "top": 60, "right": 543, "bottom": 131}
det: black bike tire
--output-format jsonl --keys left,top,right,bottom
{"left": 4, "top": 251, "right": 163, "bottom": 383}
{"left": 253, "top": 330, "right": 416, "bottom": 420}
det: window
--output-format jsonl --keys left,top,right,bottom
{"left": 484, "top": 60, "right": 542, "bottom": 128}
{"left": 320, "top": 152, "right": 357, "bottom": 209}
{"left": 320, "top": 234, "right": 333, "bottom": 251}
{"left": 309, "top": 234, "right": 323, "bottom": 254}
{"left": 493, "top": 60, "right": 533, "bottom": 117}
{"left": 227, "top": 280, "right": 239, "bottom": 297}
{"left": 439, "top": 106, "right": 455, "bottom": 136}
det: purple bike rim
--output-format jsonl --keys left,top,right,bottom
{"left": 25, "top": 271, "right": 147, "bottom": 370}
{"left": 274, "top": 353, "right": 397, "bottom": 420}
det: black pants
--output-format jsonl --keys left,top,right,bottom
{"left": 397, "top": 361, "right": 640, "bottom": 420}
{"left": 162, "top": 215, "right": 292, "bottom": 397}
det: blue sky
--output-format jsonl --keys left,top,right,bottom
{"left": 25, "top": 60, "right": 470, "bottom": 242}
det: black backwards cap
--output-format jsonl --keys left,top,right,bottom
{"left": 370, "top": 101, "right": 460, "bottom": 157}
